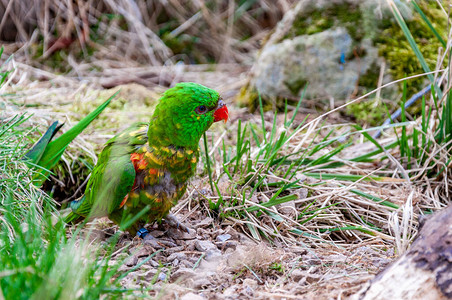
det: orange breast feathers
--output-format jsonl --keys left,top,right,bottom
{"left": 120, "top": 152, "right": 147, "bottom": 208}
{"left": 130, "top": 153, "right": 147, "bottom": 171}
{"left": 131, "top": 152, "right": 160, "bottom": 174}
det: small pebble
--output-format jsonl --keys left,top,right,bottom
{"left": 195, "top": 240, "right": 217, "bottom": 252}
{"left": 216, "top": 233, "right": 231, "bottom": 242}
{"left": 205, "top": 249, "right": 222, "bottom": 260}
{"left": 167, "top": 252, "right": 187, "bottom": 262}
{"left": 172, "top": 258, "right": 179, "bottom": 266}
{"left": 180, "top": 260, "right": 194, "bottom": 268}
{"left": 158, "top": 272, "right": 167, "bottom": 281}
{"left": 149, "top": 259, "right": 159, "bottom": 267}
{"left": 144, "top": 269, "right": 158, "bottom": 279}
{"left": 171, "top": 268, "right": 197, "bottom": 281}
{"left": 125, "top": 255, "right": 138, "bottom": 267}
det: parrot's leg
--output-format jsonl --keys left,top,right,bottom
{"left": 164, "top": 213, "right": 190, "bottom": 233}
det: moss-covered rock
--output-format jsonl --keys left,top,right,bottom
{"left": 250, "top": 27, "right": 379, "bottom": 101}
{"left": 239, "top": 0, "right": 447, "bottom": 123}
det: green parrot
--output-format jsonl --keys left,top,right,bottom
{"left": 64, "top": 82, "right": 228, "bottom": 237}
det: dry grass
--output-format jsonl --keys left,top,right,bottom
{"left": 1, "top": 0, "right": 294, "bottom": 74}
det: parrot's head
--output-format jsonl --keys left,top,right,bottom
{"left": 148, "top": 82, "right": 228, "bottom": 150}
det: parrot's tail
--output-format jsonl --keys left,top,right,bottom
{"left": 62, "top": 196, "right": 86, "bottom": 224}
{"left": 63, "top": 211, "right": 83, "bottom": 224}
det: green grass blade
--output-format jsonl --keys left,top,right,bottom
{"left": 353, "top": 124, "right": 385, "bottom": 152}
{"left": 318, "top": 226, "right": 376, "bottom": 235}
{"left": 412, "top": 1, "right": 446, "bottom": 47}
{"left": 307, "top": 142, "right": 351, "bottom": 167}
{"left": 390, "top": 2, "right": 441, "bottom": 98}
{"left": 288, "top": 84, "right": 307, "bottom": 127}
{"left": 31, "top": 92, "right": 117, "bottom": 185}
{"left": 350, "top": 139, "right": 399, "bottom": 162}
{"left": 304, "top": 172, "right": 386, "bottom": 182}
{"left": 390, "top": 3, "right": 433, "bottom": 82}
{"left": 246, "top": 194, "right": 298, "bottom": 212}
{"left": 24, "top": 121, "right": 64, "bottom": 164}
{"left": 258, "top": 94, "right": 267, "bottom": 143}
{"left": 348, "top": 188, "right": 399, "bottom": 209}
{"left": 401, "top": 81, "right": 409, "bottom": 165}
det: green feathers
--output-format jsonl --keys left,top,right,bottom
{"left": 66, "top": 83, "right": 228, "bottom": 234}
{"left": 147, "top": 82, "right": 222, "bottom": 149}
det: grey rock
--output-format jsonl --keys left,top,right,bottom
{"left": 252, "top": 27, "right": 378, "bottom": 100}
{"left": 158, "top": 272, "right": 167, "bottom": 281}
{"left": 224, "top": 247, "right": 236, "bottom": 255}
{"left": 194, "top": 217, "right": 214, "bottom": 228}
{"left": 216, "top": 233, "right": 232, "bottom": 242}
{"left": 180, "top": 259, "right": 194, "bottom": 269}
{"left": 205, "top": 249, "right": 222, "bottom": 261}
{"left": 195, "top": 240, "right": 217, "bottom": 252}
{"left": 216, "top": 241, "right": 238, "bottom": 251}
{"left": 143, "top": 235, "right": 177, "bottom": 248}
{"left": 148, "top": 230, "right": 165, "bottom": 238}
{"left": 134, "top": 245, "right": 154, "bottom": 258}
{"left": 167, "top": 227, "right": 197, "bottom": 240}
{"left": 144, "top": 269, "right": 158, "bottom": 279}
{"left": 164, "top": 245, "right": 185, "bottom": 255}
{"left": 167, "top": 252, "right": 187, "bottom": 262}
{"left": 171, "top": 267, "right": 197, "bottom": 281}
{"left": 149, "top": 259, "right": 160, "bottom": 267}
{"left": 245, "top": 0, "right": 414, "bottom": 103}
{"left": 125, "top": 255, "right": 138, "bottom": 267}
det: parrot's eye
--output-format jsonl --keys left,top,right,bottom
{"left": 195, "top": 105, "right": 207, "bottom": 114}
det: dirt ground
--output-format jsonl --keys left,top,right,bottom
{"left": 81, "top": 193, "right": 394, "bottom": 300}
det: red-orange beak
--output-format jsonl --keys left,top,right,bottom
{"left": 213, "top": 99, "right": 228, "bottom": 123}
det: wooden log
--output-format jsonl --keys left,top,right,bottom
{"left": 353, "top": 204, "right": 452, "bottom": 300}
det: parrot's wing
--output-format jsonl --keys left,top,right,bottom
{"left": 70, "top": 122, "right": 148, "bottom": 219}
{"left": 83, "top": 152, "right": 136, "bottom": 218}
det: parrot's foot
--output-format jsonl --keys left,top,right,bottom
{"left": 164, "top": 213, "right": 190, "bottom": 233}
{"left": 137, "top": 227, "right": 149, "bottom": 239}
